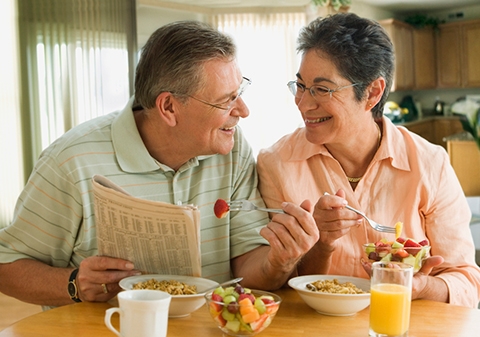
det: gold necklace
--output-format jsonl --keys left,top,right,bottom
{"left": 346, "top": 123, "right": 382, "bottom": 184}
{"left": 347, "top": 176, "right": 362, "bottom": 183}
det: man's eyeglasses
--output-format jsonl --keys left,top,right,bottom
{"left": 179, "top": 77, "right": 251, "bottom": 111}
{"left": 287, "top": 81, "right": 361, "bottom": 102}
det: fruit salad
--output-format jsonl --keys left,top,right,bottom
{"left": 214, "top": 199, "right": 230, "bottom": 218}
{"left": 206, "top": 284, "right": 281, "bottom": 336}
{"left": 364, "top": 237, "right": 430, "bottom": 272}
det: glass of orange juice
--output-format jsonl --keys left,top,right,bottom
{"left": 369, "top": 261, "right": 413, "bottom": 337}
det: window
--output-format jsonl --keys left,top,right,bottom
{"left": 213, "top": 13, "right": 306, "bottom": 157}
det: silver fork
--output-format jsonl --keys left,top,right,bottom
{"left": 344, "top": 204, "right": 396, "bottom": 234}
{"left": 228, "top": 200, "right": 285, "bottom": 214}
{"left": 323, "top": 192, "right": 395, "bottom": 234}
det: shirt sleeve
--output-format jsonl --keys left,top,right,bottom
{"left": 424, "top": 150, "right": 480, "bottom": 308}
{"left": 0, "top": 152, "right": 82, "bottom": 267}
{"left": 228, "top": 128, "right": 270, "bottom": 259}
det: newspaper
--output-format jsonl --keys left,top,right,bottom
{"left": 92, "top": 174, "right": 201, "bottom": 277}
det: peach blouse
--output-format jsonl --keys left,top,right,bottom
{"left": 257, "top": 117, "right": 480, "bottom": 308}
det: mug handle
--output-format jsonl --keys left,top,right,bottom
{"left": 104, "top": 307, "right": 122, "bottom": 337}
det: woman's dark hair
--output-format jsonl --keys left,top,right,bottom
{"left": 297, "top": 13, "right": 395, "bottom": 118}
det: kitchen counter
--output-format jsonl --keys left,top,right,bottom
{"left": 395, "top": 115, "right": 464, "bottom": 148}
{"left": 395, "top": 114, "right": 461, "bottom": 127}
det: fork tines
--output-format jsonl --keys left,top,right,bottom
{"left": 379, "top": 226, "right": 396, "bottom": 233}
{"left": 227, "top": 201, "right": 243, "bottom": 210}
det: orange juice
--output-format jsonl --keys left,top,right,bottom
{"left": 369, "top": 283, "right": 411, "bottom": 336}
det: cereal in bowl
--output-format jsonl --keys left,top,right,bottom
{"left": 132, "top": 279, "right": 197, "bottom": 295}
{"left": 306, "top": 279, "right": 367, "bottom": 294}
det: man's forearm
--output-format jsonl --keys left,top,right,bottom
{"left": 232, "top": 246, "right": 292, "bottom": 291}
{"left": 0, "top": 259, "right": 73, "bottom": 306}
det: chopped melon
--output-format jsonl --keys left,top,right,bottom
{"left": 395, "top": 221, "right": 403, "bottom": 239}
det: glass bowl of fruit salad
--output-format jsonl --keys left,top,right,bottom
{"left": 363, "top": 237, "right": 431, "bottom": 272}
{"left": 205, "top": 284, "right": 282, "bottom": 336}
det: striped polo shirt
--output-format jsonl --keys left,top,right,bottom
{"left": 0, "top": 98, "right": 269, "bottom": 284}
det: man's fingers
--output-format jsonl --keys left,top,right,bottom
{"left": 82, "top": 255, "right": 136, "bottom": 271}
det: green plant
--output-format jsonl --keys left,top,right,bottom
{"left": 312, "top": 0, "right": 352, "bottom": 11}
{"left": 452, "top": 97, "right": 480, "bottom": 151}
{"left": 404, "top": 14, "right": 444, "bottom": 30}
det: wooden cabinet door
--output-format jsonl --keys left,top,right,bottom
{"left": 462, "top": 21, "right": 480, "bottom": 87}
{"left": 434, "top": 118, "right": 464, "bottom": 148}
{"left": 380, "top": 19, "right": 414, "bottom": 91}
{"left": 405, "top": 120, "right": 435, "bottom": 144}
{"left": 436, "top": 22, "right": 462, "bottom": 88}
{"left": 405, "top": 118, "right": 463, "bottom": 149}
{"left": 413, "top": 28, "right": 436, "bottom": 89}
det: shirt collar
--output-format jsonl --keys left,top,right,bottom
{"left": 380, "top": 116, "right": 411, "bottom": 172}
{"left": 112, "top": 97, "right": 215, "bottom": 173}
{"left": 111, "top": 97, "right": 161, "bottom": 173}
{"left": 285, "top": 116, "right": 411, "bottom": 172}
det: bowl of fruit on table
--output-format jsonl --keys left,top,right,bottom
{"left": 205, "top": 284, "right": 281, "bottom": 336}
{"left": 363, "top": 237, "right": 430, "bottom": 272}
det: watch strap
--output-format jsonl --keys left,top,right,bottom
{"left": 68, "top": 268, "right": 82, "bottom": 302}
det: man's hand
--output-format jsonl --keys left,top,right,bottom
{"left": 259, "top": 200, "right": 319, "bottom": 275}
{"left": 76, "top": 256, "right": 141, "bottom": 302}
{"left": 233, "top": 200, "right": 319, "bottom": 290}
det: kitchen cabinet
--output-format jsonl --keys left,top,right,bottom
{"left": 380, "top": 19, "right": 415, "bottom": 91}
{"left": 447, "top": 137, "right": 480, "bottom": 196}
{"left": 437, "top": 19, "right": 480, "bottom": 88}
{"left": 380, "top": 20, "right": 436, "bottom": 91}
{"left": 403, "top": 117, "right": 463, "bottom": 149}
{"left": 412, "top": 27, "right": 436, "bottom": 89}
{"left": 404, "top": 119, "right": 435, "bottom": 144}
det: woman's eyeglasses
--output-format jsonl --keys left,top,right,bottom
{"left": 287, "top": 81, "right": 360, "bottom": 102}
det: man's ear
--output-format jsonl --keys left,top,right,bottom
{"left": 155, "top": 92, "right": 178, "bottom": 127}
{"left": 366, "top": 77, "right": 386, "bottom": 108}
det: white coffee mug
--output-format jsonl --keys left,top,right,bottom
{"left": 104, "top": 290, "right": 171, "bottom": 337}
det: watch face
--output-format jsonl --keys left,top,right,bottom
{"left": 68, "top": 281, "right": 77, "bottom": 298}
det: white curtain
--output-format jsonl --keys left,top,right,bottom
{"left": 0, "top": 0, "right": 23, "bottom": 228}
{"left": 18, "top": 0, "right": 136, "bottom": 164}
{"left": 211, "top": 13, "right": 307, "bottom": 157}
{"left": 0, "top": 0, "right": 136, "bottom": 228}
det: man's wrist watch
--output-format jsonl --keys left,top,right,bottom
{"left": 67, "top": 268, "right": 82, "bottom": 302}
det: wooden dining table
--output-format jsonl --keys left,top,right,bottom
{"left": 0, "top": 287, "right": 478, "bottom": 337}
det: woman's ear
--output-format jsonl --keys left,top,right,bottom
{"left": 366, "top": 77, "right": 386, "bottom": 108}
{"left": 155, "top": 92, "right": 178, "bottom": 127}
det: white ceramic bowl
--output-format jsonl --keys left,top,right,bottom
{"left": 288, "top": 275, "right": 371, "bottom": 316}
{"left": 119, "top": 274, "right": 219, "bottom": 318}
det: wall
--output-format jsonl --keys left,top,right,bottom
{"left": 429, "top": 4, "right": 480, "bottom": 22}
{"left": 136, "top": 2, "right": 397, "bottom": 48}
{"left": 136, "top": 5, "right": 205, "bottom": 48}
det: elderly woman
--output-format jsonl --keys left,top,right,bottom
{"left": 257, "top": 13, "right": 480, "bottom": 308}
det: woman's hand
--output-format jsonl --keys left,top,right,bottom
{"left": 411, "top": 256, "right": 445, "bottom": 300}
{"left": 313, "top": 189, "right": 362, "bottom": 248}
{"left": 361, "top": 255, "right": 447, "bottom": 301}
